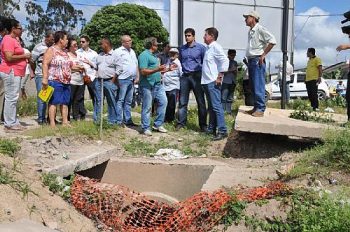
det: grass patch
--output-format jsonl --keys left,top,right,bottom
{"left": 245, "top": 188, "right": 350, "bottom": 232}
{"left": 18, "top": 96, "right": 37, "bottom": 116}
{"left": 0, "top": 139, "right": 21, "bottom": 157}
{"left": 286, "top": 128, "right": 350, "bottom": 179}
{"left": 0, "top": 164, "right": 36, "bottom": 198}
{"left": 42, "top": 173, "right": 74, "bottom": 200}
{"left": 123, "top": 137, "right": 178, "bottom": 156}
{"left": 24, "top": 120, "right": 118, "bottom": 139}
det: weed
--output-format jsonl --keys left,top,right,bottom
{"left": 290, "top": 108, "right": 335, "bottom": 124}
{"left": 42, "top": 173, "right": 75, "bottom": 200}
{"left": 0, "top": 139, "right": 21, "bottom": 157}
{"left": 18, "top": 96, "right": 37, "bottom": 116}
{"left": 245, "top": 188, "right": 350, "bottom": 232}
{"left": 220, "top": 192, "right": 247, "bottom": 230}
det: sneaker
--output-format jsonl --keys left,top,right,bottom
{"left": 251, "top": 111, "right": 264, "bottom": 117}
{"left": 153, "top": 126, "right": 167, "bottom": 133}
{"left": 143, "top": 129, "right": 152, "bottom": 136}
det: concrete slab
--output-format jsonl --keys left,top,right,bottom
{"left": 0, "top": 219, "right": 57, "bottom": 232}
{"left": 235, "top": 105, "right": 347, "bottom": 139}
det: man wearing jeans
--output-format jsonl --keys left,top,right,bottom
{"left": 138, "top": 37, "right": 174, "bottom": 136}
{"left": 201, "top": 27, "right": 229, "bottom": 141}
{"left": 31, "top": 31, "right": 54, "bottom": 124}
{"left": 95, "top": 37, "right": 122, "bottom": 124}
{"left": 177, "top": 28, "right": 207, "bottom": 131}
{"left": 114, "top": 35, "right": 139, "bottom": 127}
{"left": 244, "top": 10, "right": 276, "bottom": 117}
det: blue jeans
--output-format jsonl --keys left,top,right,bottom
{"left": 35, "top": 76, "right": 47, "bottom": 123}
{"left": 94, "top": 78, "right": 118, "bottom": 124}
{"left": 116, "top": 79, "right": 134, "bottom": 124}
{"left": 202, "top": 81, "right": 227, "bottom": 133}
{"left": 0, "top": 70, "right": 21, "bottom": 127}
{"left": 140, "top": 83, "right": 167, "bottom": 131}
{"left": 248, "top": 57, "right": 266, "bottom": 112}
{"left": 177, "top": 72, "right": 207, "bottom": 129}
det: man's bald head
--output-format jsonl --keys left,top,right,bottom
{"left": 121, "top": 35, "right": 132, "bottom": 50}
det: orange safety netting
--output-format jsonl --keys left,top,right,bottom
{"left": 71, "top": 175, "right": 290, "bottom": 232}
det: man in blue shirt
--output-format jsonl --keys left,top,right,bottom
{"left": 177, "top": 28, "right": 207, "bottom": 131}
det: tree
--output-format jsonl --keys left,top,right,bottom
{"left": 25, "top": 0, "right": 85, "bottom": 47}
{"left": 1, "top": 0, "right": 21, "bottom": 17}
{"left": 81, "top": 3, "right": 169, "bottom": 54}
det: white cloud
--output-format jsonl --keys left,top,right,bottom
{"left": 293, "top": 7, "right": 350, "bottom": 69}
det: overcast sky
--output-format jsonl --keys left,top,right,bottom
{"left": 12, "top": 0, "right": 350, "bottom": 69}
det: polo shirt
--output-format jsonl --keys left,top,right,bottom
{"left": 138, "top": 49, "right": 161, "bottom": 87}
{"left": 306, "top": 56, "right": 322, "bottom": 82}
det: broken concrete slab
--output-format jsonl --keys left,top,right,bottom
{"left": 0, "top": 219, "right": 57, "bottom": 232}
{"left": 235, "top": 105, "right": 347, "bottom": 139}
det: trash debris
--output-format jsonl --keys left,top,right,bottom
{"left": 324, "top": 107, "right": 335, "bottom": 113}
{"left": 154, "top": 149, "right": 189, "bottom": 161}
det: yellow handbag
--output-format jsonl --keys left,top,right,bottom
{"left": 38, "top": 86, "right": 54, "bottom": 103}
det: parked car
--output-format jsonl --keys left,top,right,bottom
{"left": 265, "top": 72, "right": 330, "bottom": 101}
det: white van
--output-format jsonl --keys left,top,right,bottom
{"left": 265, "top": 72, "right": 330, "bottom": 101}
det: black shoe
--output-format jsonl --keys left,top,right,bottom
{"left": 125, "top": 122, "right": 138, "bottom": 127}
{"left": 175, "top": 124, "right": 184, "bottom": 131}
{"left": 212, "top": 132, "right": 228, "bottom": 141}
{"left": 200, "top": 126, "right": 208, "bottom": 132}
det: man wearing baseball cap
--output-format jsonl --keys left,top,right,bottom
{"left": 243, "top": 10, "right": 276, "bottom": 117}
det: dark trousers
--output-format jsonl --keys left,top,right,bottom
{"left": 243, "top": 79, "right": 254, "bottom": 106}
{"left": 86, "top": 81, "right": 96, "bottom": 106}
{"left": 177, "top": 71, "right": 207, "bottom": 129}
{"left": 305, "top": 80, "right": 319, "bottom": 110}
{"left": 70, "top": 84, "right": 86, "bottom": 120}
{"left": 165, "top": 89, "right": 178, "bottom": 122}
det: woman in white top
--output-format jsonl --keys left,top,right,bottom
{"left": 67, "top": 37, "right": 85, "bottom": 120}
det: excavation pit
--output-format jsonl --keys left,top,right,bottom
{"left": 78, "top": 159, "right": 214, "bottom": 203}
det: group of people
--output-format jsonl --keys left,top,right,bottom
{"left": 0, "top": 10, "right": 281, "bottom": 140}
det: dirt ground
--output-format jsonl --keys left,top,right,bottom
{"left": 0, "top": 117, "right": 315, "bottom": 232}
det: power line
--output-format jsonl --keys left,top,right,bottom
{"left": 295, "top": 13, "right": 343, "bottom": 17}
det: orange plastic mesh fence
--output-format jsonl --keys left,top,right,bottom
{"left": 71, "top": 175, "right": 290, "bottom": 232}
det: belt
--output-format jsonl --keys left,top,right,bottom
{"left": 183, "top": 71, "right": 201, "bottom": 76}
{"left": 247, "top": 55, "right": 261, "bottom": 60}
{"left": 97, "top": 77, "right": 113, "bottom": 81}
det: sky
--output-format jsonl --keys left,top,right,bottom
{"left": 11, "top": 0, "right": 350, "bottom": 69}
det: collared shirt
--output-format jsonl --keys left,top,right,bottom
{"left": 163, "top": 58, "right": 182, "bottom": 91}
{"left": 32, "top": 41, "right": 50, "bottom": 77}
{"left": 246, "top": 23, "right": 276, "bottom": 57}
{"left": 201, "top": 41, "right": 229, "bottom": 84}
{"left": 179, "top": 41, "right": 206, "bottom": 74}
{"left": 306, "top": 56, "right": 322, "bottom": 82}
{"left": 223, "top": 59, "right": 238, "bottom": 84}
{"left": 76, "top": 47, "right": 98, "bottom": 81}
{"left": 158, "top": 52, "right": 170, "bottom": 65}
{"left": 138, "top": 49, "right": 161, "bottom": 87}
{"left": 96, "top": 49, "right": 122, "bottom": 79}
{"left": 114, "top": 46, "right": 138, "bottom": 80}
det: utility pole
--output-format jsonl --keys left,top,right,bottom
{"left": 0, "top": 0, "right": 4, "bottom": 16}
{"left": 281, "top": 0, "right": 290, "bottom": 109}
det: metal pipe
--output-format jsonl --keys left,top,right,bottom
{"left": 178, "top": 0, "right": 184, "bottom": 47}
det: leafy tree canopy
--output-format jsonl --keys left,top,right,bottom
{"left": 81, "top": 3, "right": 169, "bottom": 54}
{"left": 1, "top": 0, "right": 20, "bottom": 17}
{"left": 25, "top": 0, "right": 85, "bottom": 48}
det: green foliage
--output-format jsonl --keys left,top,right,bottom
{"left": 220, "top": 193, "right": 247, "bottom": 230}
{"left": 323, "top": 95, "right": 347, "bottom": 108}
{"left": 25, "top": 0, "right": 85, "bottom": 47}
{"left": 42, "top": 173, "right": 74, "bottom": 200}
{"left": 18, "top": 96, "right": 37, "bottom": 116}
{"left": 245, "top": 189, "right": 350, "bottom": 232}
{"left": 289, "top": 101, "right": 335, "bottom": 124}
{"left": 1, "top": 0, "right": 21, "bottom": 17}
{"left": 287, "top": 128, "right": 350, "bottom": 179}
{"left": 82, "top": 3, "right": 168, "bottom": 54}
{"left": 0, "top": 139, "right": 20, "bottom": 157}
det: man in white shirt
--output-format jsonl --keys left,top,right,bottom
{"left": 201, "top": 27, "right": 229, "bottom": 141}
{"left": 76, "top": 35, "right": 98, "bottom": 116}
{"left": 114, "top": 35, "right": 139, "bottom": 127}
{"left": 275, "top": 60, "right": 293, "bottom": 103}
{"left": 244, "top": 10, "right": 276, "bottom": 117}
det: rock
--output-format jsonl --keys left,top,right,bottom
{"left": 177, "top": 138, "right": 183, "bottom": 142}
{"left": 5, "top": 209, "right": 11, "bottom": 215}
{"left": 276, "top": 163, "right": 295, "bottom": 178}
{"left": 46, "top": 221, "right": 58, "bottom": 230}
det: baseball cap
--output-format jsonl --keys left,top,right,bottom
{"left": 243, "top": 10, "right": 260, "bottom": 20}
{"left": 169, "top": 47, "right": 179, "bottom": 53}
